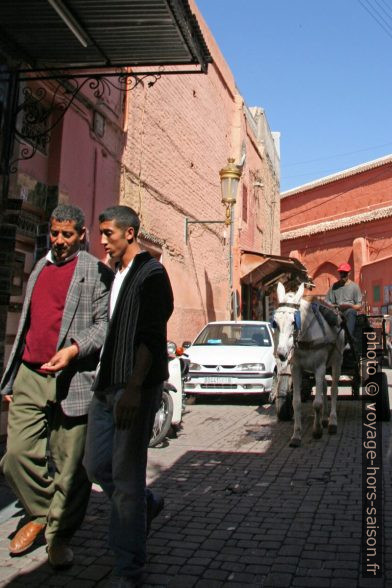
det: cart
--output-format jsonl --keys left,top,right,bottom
{"left": 275, "top": 312, "right": 391, "bottom": 422}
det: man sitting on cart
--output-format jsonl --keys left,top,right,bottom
{"left": 325, "top": 262, "right": 362, "bottom": 341}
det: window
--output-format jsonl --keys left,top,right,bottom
{"left": 373, "top": 285, "right": 381, "bottom": 303}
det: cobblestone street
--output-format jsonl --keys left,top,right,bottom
{"left": 0, "top": 393, "right": 391, "bottom": 587}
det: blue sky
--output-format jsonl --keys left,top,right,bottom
{"left": 196, "top": 0, "right": 392, "bottom": 192}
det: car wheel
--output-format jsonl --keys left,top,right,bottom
{"left": 378, "top": 371, "right": 391, "bottom": 422}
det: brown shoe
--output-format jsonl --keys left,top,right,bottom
{"left": 47, "top": 543, "right": 74, "bottom": 569}
{"left": 9, "top": 521, "right": 46, "bottom": 554}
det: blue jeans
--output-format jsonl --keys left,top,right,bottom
{"left": 343, "top": 308, "right": 357, "bottom": 339}
{"left": 83, "top": 385, "right": 162, "bottom": 578}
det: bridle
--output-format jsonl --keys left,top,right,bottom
{"left": 273, "top": 301, "right": 302, "bottom": 347}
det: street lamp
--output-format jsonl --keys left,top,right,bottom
{"left": 184, "top": 157, "right": 242, "bottom": 243}
{"left": 183, "top": 156, "right": 243, "bottom": 318}
{"left": 219, "top": 158, "right": 242, "bottom": 319}
{"left": 219, "top": 158, "right": 243, "bottom": 225}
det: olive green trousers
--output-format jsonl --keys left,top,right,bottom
{"left": 1, "top": 363, "right": 91, "bottom": 546}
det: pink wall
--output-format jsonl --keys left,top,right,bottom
{"left": 14, "top": 79, "right": 125, "bottom": 260}
{"left": 281, "top": 158, "right": 392, "bottom": 310}
{"left": 121, "top": 14, "right": 280, "bottom": 345}
{"left": 11, "top": 1, "right": 280, "bottom": 349}
{"left": 361, "top": 257, "right": 392, "bottom": 314}
{"left": 281, "top": 162, "right": 392, "bottom": 233}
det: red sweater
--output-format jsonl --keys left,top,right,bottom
{"left": 22, "top": 257, "right": 78, "bottom": 366}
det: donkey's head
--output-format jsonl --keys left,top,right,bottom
{"left": 273, "top": 282, "right": 304, "bottom": 363}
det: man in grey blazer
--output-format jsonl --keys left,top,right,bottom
{"left": 1, "top": 204, "right": 113, "bottom": 568}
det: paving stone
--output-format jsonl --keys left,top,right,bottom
{"left": 332, "top": 580, "right": 365, "bottom": 588}
{"left": 47, "top": 576, "right": 73, "bottom": 586}
{"left": 202, "top": 569, "right": 229, "bottom": 581}
{"left": 292, "top": 576, "right": 331, "bottom": 586}
{"left": 195, "top": 580, "right": 224, "bottom": 588}
{"left": 167, "top": 574, "right": 198, "bottom": 587}
{"left": 263, "top": 572, "right": 294, "bottom": 587}
{"left": 0, "top": 400, "right": 391, "bottom": 586}
{"left": 77, "top": 565, "right": 112, "bottom": 581}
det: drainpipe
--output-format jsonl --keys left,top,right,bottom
{"left": 229, "top": 93, "right": 244, "bottom": 319}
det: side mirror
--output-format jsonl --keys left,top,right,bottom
{"left": 182, "top": 341, "right": 192, "bottom": 349}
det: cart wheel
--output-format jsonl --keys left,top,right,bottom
{"left": 352, "top": 383, "right": 360, "bottom": 397}
{"left": 352, "top": 372, "right": 360, "bottom": 398}
{"left": 378, "top": 372, "right": 391, "bottom": 422}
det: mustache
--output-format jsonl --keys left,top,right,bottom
{"left": 52, "top": 245, "right": 67, "bottom": 255}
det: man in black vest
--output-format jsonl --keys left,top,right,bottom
{"left": 83, "top": 205, "right": 173, "bottom": 588}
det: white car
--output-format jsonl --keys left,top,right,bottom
{"left": 183, "top": 321, "right": 276, "bottom": 398}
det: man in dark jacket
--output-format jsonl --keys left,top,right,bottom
{"left": 1, "top": 204, "right": 113, "bottom": 568}
{"left": 83, "top": 205, "right": 174, "bottom": 587}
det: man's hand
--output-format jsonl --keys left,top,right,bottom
{"left": 115, "top": 387, "right": 142, "bottom": 430}
{"left": 3, "top": 395, "right": 12, "bottom": 403}
{"left": 40, "top": 344, "right": 79, "bottom": 372}
{"left": 338, "top": 303, "right": 353, "bottom": 311}
{"left": 323, "top": 300, "right": 338, "bottom": 311}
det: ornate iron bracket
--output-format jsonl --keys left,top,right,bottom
{"left": 6, "top": 70, "right": 161, "bottom": 173}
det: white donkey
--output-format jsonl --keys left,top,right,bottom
{"left": 273, "top": 282, "right": 345, "bottom": 447}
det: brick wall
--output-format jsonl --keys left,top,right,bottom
{"left": 122, "top": 64, "right": 280, "bottom": 344}
{"left": 281, "top": 158, "right": 392, "bottom": 303}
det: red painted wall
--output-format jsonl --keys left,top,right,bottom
{"left": 281, "top": 158, "right": 392, "bottom": 311}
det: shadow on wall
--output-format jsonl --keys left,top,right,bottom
{"left": 205, "top": 269, "right": 216, "bottom": 323}
{"left": 187, "top": 239, "right": 207, "bottom": 323}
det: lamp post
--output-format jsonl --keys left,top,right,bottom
{"left": 219, "top": 157, "right": 243, "bottom": 226}
{"left": 219, "top": 158, "right": 242, "bottom": 318}
{"left": 184, "top": 157, "right": 242, "bottom": 318}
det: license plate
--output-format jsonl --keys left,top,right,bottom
{"left": 205, "top": 376, "right": 232, "bottom": 384}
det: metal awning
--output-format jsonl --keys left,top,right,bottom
{"left": 0, "top": 0, "right": 211, "bottom": 73}
{"left": 240, "top": 251, "right": 314, "bottom": 289}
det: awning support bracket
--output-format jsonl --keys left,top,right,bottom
{"left": 1, "top": 69, "right": 162, "bottom": 175}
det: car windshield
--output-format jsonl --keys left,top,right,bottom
{"left": 193, "top": 324, "right": 272, "bottom": 347}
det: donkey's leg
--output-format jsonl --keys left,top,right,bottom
{"left": 289, "top": 365, "right": 302, "bottom": 447}
{"left": 328, "top": 352, "right": 341, "bottom": 435}
{"left": 313, "top": 364, "right": 326, "bottom": 439}
{"left": 322, "top": 378, "right": 329, "bottom": 428}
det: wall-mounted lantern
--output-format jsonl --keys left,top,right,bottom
{"left": 219, "top": 157, "right": 243, "bottom": 226}
{"left": 184, "top": 157, "right": 243, "bottom": 243}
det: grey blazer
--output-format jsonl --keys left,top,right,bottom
{"left": 0, "top": 251, "right": 113, "bottom": 416}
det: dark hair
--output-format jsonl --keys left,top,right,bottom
{"left": 50, "top": 204, "right": 85, "bottom": 234}
{"left": 99, "top": 205, "right": 140, "bottom": 238}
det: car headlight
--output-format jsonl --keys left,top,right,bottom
{"left": 237, "top": 363, "right": 265, "bottom": 371}
{"left": 189, "top": 362, "right": 202, "bottom": 371}
{"left": 167, "top": 341, "right": 177, "bottom": 356}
